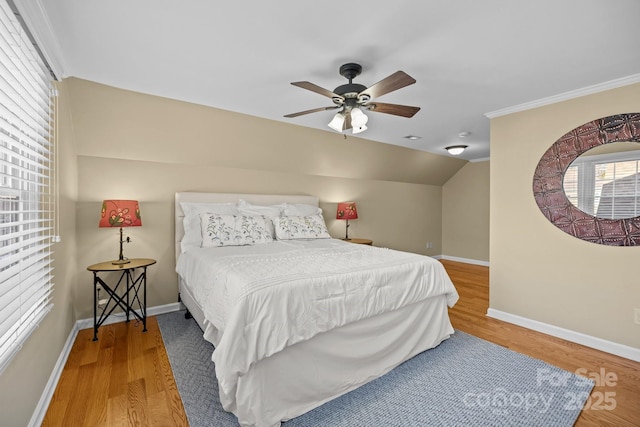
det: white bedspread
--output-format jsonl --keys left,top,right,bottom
{"left": 175, "top": 239, "right": 459, "bottom": 410}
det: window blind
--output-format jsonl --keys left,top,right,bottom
{"left": 564, "top": 151, "right": 640, "bottom": 220}
{"left": 0, "top": 0, "right": 55, "bottom": 374}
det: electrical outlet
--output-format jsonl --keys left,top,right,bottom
{"left": 426, "top": 242, "right": 433, "bottom": 249}
{"left": 634, "top": 308, "right": 640, "bottom": 325}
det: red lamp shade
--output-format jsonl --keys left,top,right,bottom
{"left": 99, "top": 200, "right": 142, "bottom": 228}
{"left": 336, "top": 202, "right": 358, "bottom": 220}
{"left": 99, "top": 200, "right": 142, "bottom": 264}
{"left": 336, "top": 201, "right": 358, "bottom": 240}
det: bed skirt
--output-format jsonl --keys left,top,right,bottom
{"left": 179, "top": 277, "right": 454, "bottom": 427}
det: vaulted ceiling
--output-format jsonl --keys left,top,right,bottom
{"left": 17, "top": 0, "right": 640, "bottom": 161}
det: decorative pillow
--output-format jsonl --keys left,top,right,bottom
{"left": 237, "top": 200, "right": 284, "bottom": 237}
{"left": 181, "top": 202, "right": 238, "bottom": 252}
{"left": 273, "top": 214, "right": 331, "bottom": 240}
{"left": 200, "top": 213, "right": 273, "bottom": 247}
{"left": 282, "top": 203, "right": 322, "bottom": 216}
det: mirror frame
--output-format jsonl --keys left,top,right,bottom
{"left": 533, "top": 113, "right": 640, "bottom": 246}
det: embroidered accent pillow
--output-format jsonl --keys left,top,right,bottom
{"left": 237, "top": 199, "right": 285, "bottom": 237}
{"left": 200, "top": 214, "right": 273, "bottom": 247}
{"left": 273, "top": 214, "right": 331, "bottom": 240}
{"left": 180, "top": 202, "right": 238, "bottom": 252}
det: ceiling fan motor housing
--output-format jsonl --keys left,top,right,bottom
{"left": 334, "top": 63, "right": 367, "bottom": 102}
{"left": 339, "top": 63, "right": 362, "bottom": 81}
{"left": 333, "top": 83, "right": 367, "bottom": 95}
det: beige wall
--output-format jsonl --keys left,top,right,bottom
{"left": 66, "top": 78, "right": 462, "bottom": 319}
{"left": 0, "top": 83, "right": 79, "bottom": 426}
{"left": 490, "top": 83, "right": 640, "bottom": 349}
{"left": 442, "top": 161, "right": 490, "bottom": 262}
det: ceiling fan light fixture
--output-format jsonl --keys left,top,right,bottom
{"left": 352, "top": 124, "right": 367, "bottom": 134}
{"left": 350, "top": 107, "right": 368, "bottom": 127}
{"left": 445, "top": 145, "right": 468, "bottom": 155}
{"left": 328, "top": 112, "right": 345, "bottom": 132}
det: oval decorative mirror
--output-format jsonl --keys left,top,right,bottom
{"left": 533, "top": 113, "right": 640, "bottom": 246}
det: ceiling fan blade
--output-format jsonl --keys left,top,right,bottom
{"left": 284, "top": 106, "right": 340, "bottom": 118}
{"left": 291, "top": 81, "right": 343, "bottom": 100}
{"left": 359, "top": 71, "right": 416, "bottom": 99}
{"left": 367, "top": 102, "right": 420, "bottom": 118}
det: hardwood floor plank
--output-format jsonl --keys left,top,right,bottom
{"left": 127, "top": 378, "right": 149, "bottom": 426}
{"left": 147, "top": 390, "right": 171, "bottom": 426}
{"left": 83, "top": 346, "right": 113, "bottom": 425}
{"left": 62, "top": 364, "right": 93, "bottom": 425}
{"left": 126, "top": 321, "right": 147, "bottom": 383}
{"left": 106, "top": 394, "right": 127, "bottom": 427}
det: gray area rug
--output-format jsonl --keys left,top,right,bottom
{"left": 157, "top": 310, "right": 593, "bottom": 426}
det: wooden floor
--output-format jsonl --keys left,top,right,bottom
{"left": 42, "top": 260, "right": 640, "bottom": 426}
{"left": 42, "top": 318, "right": 188, "bottom": 426}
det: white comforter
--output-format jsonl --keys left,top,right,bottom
{"left": 176, "top": 239, "right": 459, "bottom": 409}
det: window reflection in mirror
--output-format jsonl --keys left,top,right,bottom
{"left": 563, "top": 141, "right": 640, "bottom": 219}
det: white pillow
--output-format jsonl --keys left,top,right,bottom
{"left": 237, "top": 199, "right": 283, "bottom": 218}
{"left": 180, "top": 202, "right": 238, "bottom": 252}
{"left": 282, "top": 203, "right": 322, "bottom": 216}
{"left": 237, "top": 200, "right": 284, "bottom": 237}
{"left": 200, "top": 213, "right": 273, "bottom": 247}
{"left": 273, "top": 214, "right": 331, "bottom": 240}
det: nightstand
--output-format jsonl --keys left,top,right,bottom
{"left": 87, "top": 258, "right": 156, "bottom": 341}
{"left": 343, "top": 238, "right": 373, "bottom": 245}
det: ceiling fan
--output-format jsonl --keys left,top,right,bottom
{"left": 284, "top": 63, "right": 420, "bottom": 134}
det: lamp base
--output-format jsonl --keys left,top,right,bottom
{"left": 112, "top": 227, "right": 131, "bottom": 265}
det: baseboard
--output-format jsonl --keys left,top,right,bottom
{"left": 487, "top": 308, "right": 640, "bottom": 362}
{"left": 436, "top": 255, "right": 490, "bottom": 267}
{"left": 29, "top": 302, "right": 183, "bottom": 426}
{"left": 75, "top": 302, "right": 182, "bottom": 330}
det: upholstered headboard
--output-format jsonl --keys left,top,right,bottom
{"left": 175, "top": 192, "right": 319, "bottom": 262}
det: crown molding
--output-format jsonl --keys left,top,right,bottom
{"left": 485, "top": 73, "right": 640, "bottom": 119}
{"left": 12, "top": 0, "right": 66, "bottom": 79}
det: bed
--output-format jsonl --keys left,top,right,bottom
{"left": 174, "top": 192, "right": 459, "bottom": 427}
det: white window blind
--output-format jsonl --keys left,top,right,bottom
{"left": 564, "top": 149, "right": 640, "bottom": 220}
{"left": 0, "top": 0, "right": 55, "bottom": 374}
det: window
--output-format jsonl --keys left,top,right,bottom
{"left": 0, "top": 0, "right": 55, "bottom": 373}
{"left": 563, "top": 145, "right": 640, "bottom": 219}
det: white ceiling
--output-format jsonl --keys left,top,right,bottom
{"left": 19, "top": 0, "right": 640, "bottom": 161}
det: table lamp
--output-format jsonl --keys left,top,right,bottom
{"left": 336, "top": 201, "right": 358, "bottom": 240}
{"left": 99, "top": 199, "right": 142, "bottom": 264}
